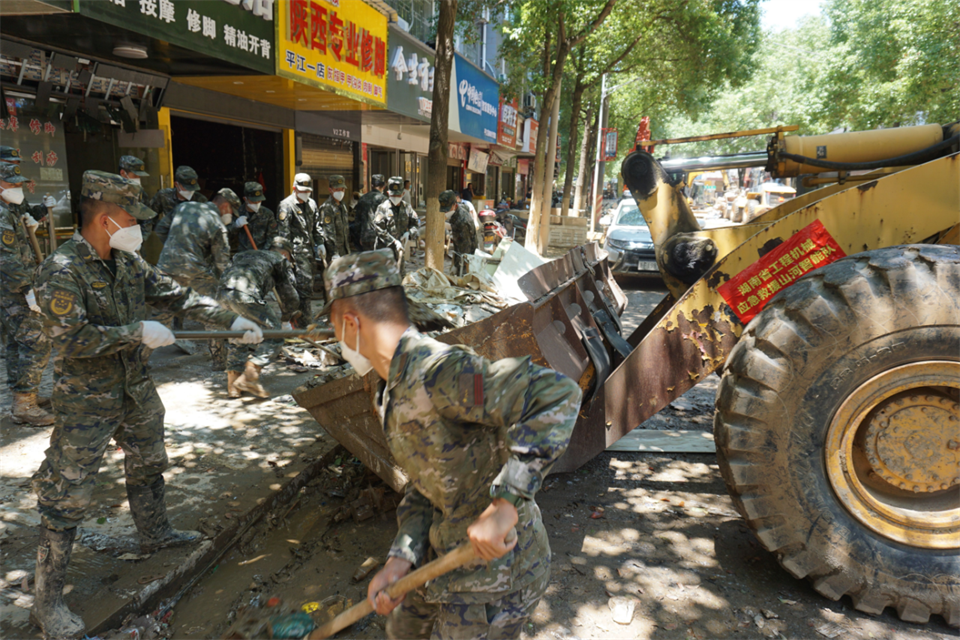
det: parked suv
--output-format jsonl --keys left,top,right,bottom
{"left": 601, "top": 201, "right": 658, "bottom": 275}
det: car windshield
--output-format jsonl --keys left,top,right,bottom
{"left": 615, "top": 206, "right": 647, "bottom": 227}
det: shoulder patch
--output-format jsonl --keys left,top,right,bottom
{"left": 49, "top": 289, "right": 76, "bottom": 316}
{"left": 279, "top": 210, "right": 287, "bottom": 221}
{"left": 91, "top": 281, "right": 108, "bottom": 289}
{"left": 325, "top": 216, "right": 332, "bottom": 224}
{"left": 459, "top": 373, "right": 484, "bottom": 407}
{"left": 1, "top": 229, "right": 15, "bottom": 246}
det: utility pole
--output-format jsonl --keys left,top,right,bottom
{"left": 589, "top": 73, "right": 608, "bottom": 234}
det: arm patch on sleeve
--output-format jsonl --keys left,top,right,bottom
{"left": 460, "top": 373, "right": 484, "bottom": 406}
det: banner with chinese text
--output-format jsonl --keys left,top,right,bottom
{"left": 277, "top": 0, "right": 387, "bottom": 106}
{"left": 497, "top": 98, "right": 518, "bottom": 148}
{"left": 718, "top": 220, "right": 847, "bottom": 323}
{"left": 77, "top": 0, "right": 275, "bottom": 74}
{"left": 601, "top": 128, "right": 618, "bottom": 161}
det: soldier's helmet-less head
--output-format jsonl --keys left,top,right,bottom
{"left": 0, "top": 146, "right": 22, "bottom": 164}
{"left": 386, "top": 177, "right": 404, "bottom": 197}
{"left": 119, "top": 155, "right": 149, "bottom": 177}
{"left": 174, "top": 166, "right": 201, "bottom": 191}
{"left": 371, "top": 174, "right": 386, "bottom": 188}
{"left": 1, "top": 162, "right": 28, "bottom": 185}
{"left": 321, "top": 249, "right": 401, "bottom": 315}
{"left": 244, "top": 181, "right": 266, "bottom": 202}
{"left": 439, "top": 190, "right": 458, "bottom": 210}
{"left": 81, "top": 170, "right": 157, "bottom": 220}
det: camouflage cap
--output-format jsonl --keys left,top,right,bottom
{"left": 269, "top": 236, "right": 294, "bottom": 254}
{"left": 217, "top": 187, "right": 242, "bottom": 210}
{"left": 371, "top": 174, "right": 386, "bottom": 188}
{"left": 0, "top": 146, "right": 22, "bottom": 163}
{"left": 386, "top": 176, "right": 404, "bottom": 196}
{"left": 119, "top": 155, "right": 149, "bottom": 176}
{"left": 0, "top": 162, "right": 27, "bottom": 184}
{"left": 439, "top": 190, "right": 458, "bottom": 209}
{"left": 81, "top": 170, "right": 156, "bottom": 220}
{"left": 321, "top": 249, "right": 401, "bottom": 315}
{"left": 174, "top": 165, "right": 201, "bottom": 191}
{"left": 244, "top": 181, "right": 266, "bottom": 202}
{"left": 328, "top": 174, "right": 346, "bottom": 189}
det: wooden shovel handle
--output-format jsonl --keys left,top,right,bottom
{"left": 242, "top": 223, "right": 258, "bottom": 251}
{"left": 306, "top": 542, "right": 477, "bottom": 640}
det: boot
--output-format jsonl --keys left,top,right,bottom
{"left": 226, "top": 371, "right": 243, "bottom": 398}
{"left": 127, "top": 478, "right": 202, "bottom": 554}
{"left": 37, "top": 396, "right": 52, "bottom": 408}
{"left": 234, "top": 361, "right": 268, "bottom": 398}
{"left": 13, "top": 393, "right": 55, "bottom": 427}
{"left": 29, "top": 527, "right": 86, "bottom": 640}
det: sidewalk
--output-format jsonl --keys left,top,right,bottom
{"left": 0, "top": 339, "right": 339, "bottom": 638}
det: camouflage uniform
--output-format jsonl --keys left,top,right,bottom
{"left": 218, "top": 249, "right": 299, "bottom": 372}
{"left": 31, "top": 172, "right": 239, "bottom": 531}
{"left": 157, "top": 201, "right": 231, "bottom": 366}
{"left": 232, "top": 182, "right": 279, "bottom": 252}
{"left": 448, "top": 200, "right": 479, "bottom": 275}
{"left": 0, "top": 146, "right": 49, "bottom": 221}
{"left": 149, "top": 166, "right": 206, "bottom": 241}
{"left": 373, "top": 193, "right": 420, "bottom": 261}
{"left": 277, "top": 190, "right": 322, "bottom": 318}
{"left": 322, "top": 250, "right": 581, "bottom": 638}
{"left": 318, "top": 175, "right": 351, "bottom": 258}
{"left": 353, "top": 188, "right": 386, "bottom": 251}
{"left": 0, "top": 163, "right": 51, "bottom": 393}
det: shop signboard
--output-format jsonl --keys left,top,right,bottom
{"left": 387, "top": 25, "right": 435, "bottom": 122}
{"left": 1, "top": 96, "right": 71, "bottom": 222}
{"left": 77, "top": 0, "right": 275, "bottom": 74}
{"left": 277, "top": 0, "right": 388, "bottom": 106}
{"left": 467, "top": 147, "right": 488, "bottom": 173}
{"left": 517, "top": 158, "right": 530, "bottom": 176}
{"left": 521, "top": 118, "right": 539, "bottom": 153}
{"left": 451, "top": 55, "right": 498, "bottom": 144}
{"left": 497, "top": 98, "right": 518, "bottom": 148}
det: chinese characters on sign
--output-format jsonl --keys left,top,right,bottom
{"left": 498, "top": 98, "right": 518, "bottom": 148}
{"left": 278, "top": 0, "right": 387, "bottom": 105}
{"left": 601, "top": 128, "right": 618, "bottom": 161}
{"left": 386, "top": 28, "right": 437, "bottom": 122}
{"left": 718, "top": 220, "right": 847, "bottom": 323}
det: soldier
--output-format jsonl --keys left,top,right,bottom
{"left": 277, "top": 173, "right": 322, "bottom": 318}
{"left": 29, "top": 171, "right": 263, "bottom": 639}
{"left": 1, "top": 145, "right": 57, "bottom": 221}
{"left": 148, "top": 165, "right": 207, "bottom": 241}
{"left": 373, "top": 177, "right": 420, "bottom": 269}
{"left": 444, "top": 190, "right": 480, "bottom": 276}
{"left": 321, "top": 250, "right": 581, "bottom": 639}
{"left": 353, "top": 174, "right": 386, "bottom": 251}
{"left": 219, "top": 237, "right": 301, "bottom": 399}
{"left": 156, "top": 191, "right": 234, "bottom": 369}
{"left": 318, "top": 174, "right": 351, "bottom": 259}
{"left": 232, "top": 181, "right": 279, "bottom": 252}
{"left": 0, "top": 162, "right": 53, "bottom": 425}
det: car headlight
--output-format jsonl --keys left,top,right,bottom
{"left": 606, "top": 238, "right": 627, "bottom": 250}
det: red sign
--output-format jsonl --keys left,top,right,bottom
{"left": 601, "top": 128, "right": 618, "bottom": 161}
{"left": 517, "top": 158, "right": 530, "bottom": 176}
{"left": 631, "top": 116, "right": 652, "bottom": 153}
{"left": 497, "top": 98, "right": 518, "bottom": 148}
{"left": 718, "top": 220, "right": 847, "bottom": 324}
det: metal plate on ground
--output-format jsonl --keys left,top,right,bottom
{"left": 606, "top": 429, "right": 716, "bottom": 453}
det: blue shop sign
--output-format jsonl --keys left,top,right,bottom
{"left": 453, "top": 55, "right": 498, "bottom": 144}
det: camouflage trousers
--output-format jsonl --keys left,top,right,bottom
{"left": 386, "top": 570, "right": 549, "bottom": 640}
{"left": 218, "top": 289, "right": 281, "bottom": 371}
{"left": 153, "top": 274, "right": 225, "bottom": 368}
{"left": 292, "top": 251, "right": 320, "bottom": 320}
{"left": 0, "top": 290, "right": 51, "bottom": 393}
{"left": 32, "top": 384, "right": 168, "bottom": 531}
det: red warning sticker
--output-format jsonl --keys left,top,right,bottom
{"left": 718, "top": 220, "right": 846, "bottom": 324}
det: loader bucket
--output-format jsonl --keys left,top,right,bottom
{"left": 292, "top": 243, "right": 632, "bottom": 492}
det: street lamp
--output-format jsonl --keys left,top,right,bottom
{"left": 589, "top": 74, "right": 633, "bottom": 233}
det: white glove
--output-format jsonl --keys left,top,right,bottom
{"left": 141, "top": 321, "right": 175, "bottom": 349}
{"left": 231, "top": 316, "right": 263, "bottom": 344}
{"left": 25, "top": 288, "right": 41, "bottom": 314}
{"left": 400, "top": 231, "right": 410, "bottom": 243}
{"left": 23, "top": 213, "right": 40, "bottom": 230}
{"left": 316, "top": 244, "right": 327, "bottom": 260}
{"left": 42, "top": 195, "right": 57, "bottom": 208}
{"left": 236, "top": 215, "right": 248, "bottom": 227}
{"left": 281, "top": 321, "right": 293, "bottom": 331}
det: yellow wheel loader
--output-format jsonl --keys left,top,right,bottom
{"left": 294, "top": 122, "right": 959, "bottom": 626}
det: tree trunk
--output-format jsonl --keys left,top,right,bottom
{"left": 560, "top": 80, "right": 585, "bottom": 218}
{"left": 424, "top": 0, "right": 458, "bottom": 271}
{"left": 574, "top": 103, "right": 597, "bottom": 214}
{"left": 538, "top": 77, "right": 562, "bottom": 251}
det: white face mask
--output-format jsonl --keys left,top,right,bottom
{"left": 247, "top": 202, "right": 261, "bottom": 213}
{"left": 296, "top": 191, "right": 309, "bottom": 202}
{"left": 389, "top": 196, "right": 403, "bottom": 206}
{"left": 178, "top": 189, "right": 194, "bottom": 201}
{"left": 105, "top": 215, "right": 144, "bottom": 253}
{"left": 128, "top": 177, "right": 141, "bottom": 186}
{"left": 2, "top": 187, "right": 25, "bottom": 205}
{"left": 221, "top": 214, "right": 233, "bottom": 225}
{"left": 340, "top": 318, "right": 373, "bottom": 376}
{"left": 332, "top": 191, "right": 345, "bottom": 202}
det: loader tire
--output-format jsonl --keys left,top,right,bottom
{"left": 714, "top": 245, "right": 960, "bottom": 626}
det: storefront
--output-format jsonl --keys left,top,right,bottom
{"left": 450, "top": 54, "right": 499, "bottom": 208}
